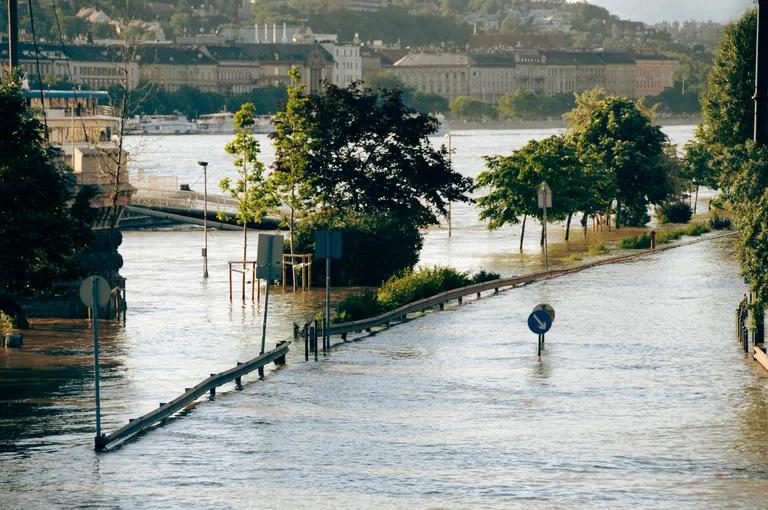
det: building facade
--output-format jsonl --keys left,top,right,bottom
{"left": 635, "top": 56, "right": 678, "bottom": 97}
{"left": 389, "top": 53, "right": 470, "bottom": 102}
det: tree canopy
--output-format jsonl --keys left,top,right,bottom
{"left": 272, "top": 79, "right": 473, "bottom": 227}
{"left": 0, "top": 72, "right": 92, "bottom": 300}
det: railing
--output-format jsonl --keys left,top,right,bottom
{"left": 98, "top": 340, "right": 290, "bottom": 450}
{"left": 322, "top": 231, "right": 738, "bottom": 340}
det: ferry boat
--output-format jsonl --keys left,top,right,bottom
{"left": 196, "top": 112, "right": 274, "bottom": 134}
{"left": 126, "top": 114, "right": 197, "bottom": 135}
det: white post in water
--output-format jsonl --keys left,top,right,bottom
{"left": 91, "top": 277, "right": 101, "bottom": 441}
{"left": 538, "top": 181, "right": 552, "bottom": 270}
{"left": 198, "top": 161, "right": 209, "bottom": 278}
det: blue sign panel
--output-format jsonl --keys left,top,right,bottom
{"left": 527, "top": 309, "right": 553, "bottom": 334}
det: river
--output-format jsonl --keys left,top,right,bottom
{"left": 3, "top": 126, "right": 766, "bottom": 508}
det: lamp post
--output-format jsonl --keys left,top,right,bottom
{"left": 7, "top": 0, "right": 18, "bottom": 68}
{"left": 198, "top": 161, "right": 209, "bottom": 279}
{"left": 445, "top": 132, "right": 453, "bottom": 238}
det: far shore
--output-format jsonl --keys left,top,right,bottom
{"left": 444, "top": 116, "right": 701, "bottom": 131}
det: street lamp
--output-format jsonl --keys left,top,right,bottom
{"left": 444, "top": 132, "right": 453, "bottom": 238}
{"left": 198, "top": 161, "right": 209, "bottom": 278}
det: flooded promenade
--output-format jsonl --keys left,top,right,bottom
{"left": 3, "top": 127, "right": 766, "bottom": 508}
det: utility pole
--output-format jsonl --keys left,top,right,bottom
{"left": 8, "top": 0, "right": 19, "bottom": 68}
{"left": 754, "top": 0, "right": 767, "bottom": 345}
{"left": 198, "top": 161, "right": 209, "bottom": 279}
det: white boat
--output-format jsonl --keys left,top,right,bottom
{"left": 196, "top": 112, "right": 274, "bottom": 134}
{"left": 126, "top": 115, "right": 198, "bottom": 135}
{"left": 196, "top": 112, "right": 235, "bottom": 134}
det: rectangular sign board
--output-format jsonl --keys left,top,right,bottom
{"left": 314, "top": 230, "right": 342, "bottom": 260}
{"left": 537, "top": 189, "right": 552, "bottom": 209}
{"left": 256, "top": 233, "right": 284, "bottom": 281}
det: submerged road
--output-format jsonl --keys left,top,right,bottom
{"left": 2, "top": 237, "right": 768, "bottom": 509}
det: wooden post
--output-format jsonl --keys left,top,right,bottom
{"left": 228, "top": 262, "right": 233, "bottom": 302}
{"left": 651, "top": 230, "right": 657, "bottom": 250}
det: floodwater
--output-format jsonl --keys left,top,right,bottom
{"left": 4, "top": 126, "right": 766, "bottom": 508}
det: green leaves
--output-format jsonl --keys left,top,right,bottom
{"left": 220, "top": 102, "right": 273, "bottom": 227}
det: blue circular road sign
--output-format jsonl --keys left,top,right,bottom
{"left": 527, "top": 309, "right": 553, "bottom": 334}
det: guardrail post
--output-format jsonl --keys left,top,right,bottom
{"left": 458, "top": 297, "right": 462, "bottom": 304}
{"left": 275, "top": 341, "right": 288, "bottom": 365}
{"left": 439, "top": 302, "right": 445, "bottom": 311}
{"left": 311, "top": 323, "right": 318, "bottom": 361}
{"left": 494, "top": 288, "right": 499, "bottom": 294}
{"left": 477, "top": 292, "right": 481, "bottom": 299}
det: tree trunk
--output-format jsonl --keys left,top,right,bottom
{"left": 615, "top": 201, "right": 621, "bottom": 230}
{"left": 694, "top": 185, "right": 699, "bottom": 214}
{"left": 581, "top": 212, "right": 588, "bottom": 236}
{"left": 565, "top": 212, "right": 573, "bottom": 241}
{"left": 520, "top": 214, "right": 527, "bottom": 252}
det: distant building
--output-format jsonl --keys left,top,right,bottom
{"left": 137, "top": 46, "right": 219, "bottom": 92}
{"left": 345, "top": 0, "right": 388, "bottom": 12}
{"left": 322, "top": 42, "right": 362, "bottom": 86}
{"left": 1, "top": 43, "right": 140, "bottom": 90}
{"left": 236, "top": 43, "right": 333, "bottom": 92}
{"left": 390, "top": 53, "right": 471, "bottom": 101}
{"left": 634, "top": 55, "right": 678, "bottom": 97}
{"left": 202, "top": 45, "right": 260, "bottom": 94}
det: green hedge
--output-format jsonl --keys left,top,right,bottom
{"left": 334, "top": 266, "right": 500, "bottom": 323}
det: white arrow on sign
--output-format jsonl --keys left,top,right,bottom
{"left": 533, "top": 314, "right": 547, "bottom": 329}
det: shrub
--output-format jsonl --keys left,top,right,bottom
{"left": 656, "top": 201, "right": 693, "bottom": 224}
{"left": 619, "top": 234, "right": 652, "bottom": 249}
{"left": 587, "top": 242, "right": 610, "bottom": 256}
{"left": 334, "top": 289, "right": 383, "bottom": 323}
{"left": 682, "top": 222, "right": 711, "bottom": 236}
{"left": 621, "top": 204, "right": 651, "bottom": 227}
{"left": 293, "top": 212, "right": 423, "bottom": 286}
{"left": 470, "top": 270, "right": 500, "bottom": 284}
{"left": 656, "top": 229, "right": 683, "bottom": 244}
{"left": 564, "top": 253, "right": 583, "bottom": 263}
{"left": 0, "top": 311, "right": 15, "bottom": 334}
{"left": 377, "top": 266, "right": 471, "bottom": 310}
{"left": 709, "top": 215, "right": 733, "bottom": 230}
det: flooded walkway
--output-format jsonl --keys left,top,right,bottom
{"left": 2, "top": 237, "right": 767, "bottom": 509}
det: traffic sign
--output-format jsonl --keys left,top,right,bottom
{"left": 79, "top": 276, "right": 111, "bottom": 308}
{"left": 537, "top": 181, "right": 552, "bottom": 209}
{"left": 315, "top": 230, "right": 342, "bottom": 259}
{"left": 533, "top": 303, "right": 555, "bottom": 322}
{"left": 256, "top": 233, "right": 284, "bottom": 281}
{"left": 527, "top": 309, "right": 552, "bottom": 334}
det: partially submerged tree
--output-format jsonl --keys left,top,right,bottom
{"left": 221, "top": 102, "right": 274, "bottom": 268}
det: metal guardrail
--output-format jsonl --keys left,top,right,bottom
{"left": 98, "top": 340, "right": 290, "bottom": 450}
{"left": 326, "top": 231, "right": 738, "bottom": 338}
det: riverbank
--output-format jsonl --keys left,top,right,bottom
{"left": 443, "top": 115, "right": 701, "bottom": 131}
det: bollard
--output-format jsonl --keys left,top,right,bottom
{"left": 651, "top": 230, "right": 657, "bottom": 249}
{"left": 494, "top": 288, "right": 499, "bottom": 294}
{"left": 209, "top": 387, "right": 216, "bottom": 397}
{"left": 439, "top": 303, "right": 445, "bottom": 311}
{"left": 458, "top": 297, "right": 463, "bottom": 304}
{"left": 341, "top": 333, "right": 347, "bottom": 341}
{"left": 235, "top": 376, "right": 242, "bottom": 387}
{"left": 304, "top": 323, "right": 309, "bottom": 362}
{"left": 477, "top": 292, "right": 481, "bottom": 299}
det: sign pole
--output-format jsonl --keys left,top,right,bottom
{"left": 325, "top": 232, "right": 331, "bottom": 351}
{"left": 543, "top": 204, "right": 548, "bottom": 270}
{"left": 260, "top": 236, "right": 273, "bottom": 357}
{"left": 91, "top": 277, "right": 102, "bottom": 445}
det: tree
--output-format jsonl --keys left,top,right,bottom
{"left": 271, "top": 78, "right": 473, "bottom": 284}
{"left": 572, "top": 96, "right": 673, "bottom": 228}
{"left": 269, "top": 68, "right": 314, "bottom": 254}
{"left": 220, "top": 103, "right": 274, "bottom": 273}
{"left": 450, "top": 96, "right": 497, "bottom": 121}
{"left": 275, "top": 82, "right": 473, "bottom": 227}
{"left": 699, "top": 7, "right": 756, "bottom": 152}
{"left": 477, "top": 135, "right": 596, "bottom": 248}
{"left": 0, "top": 72, "right": 92, "bottom": 312}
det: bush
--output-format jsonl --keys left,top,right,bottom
{"left": 587, "top": 242, "right": 610, "bottom": 256}
{"left": 656, "top": 201, "right": 693, "bottom": 224}
{"left": 293, "top": 213, "right": 423, "bottom": 286}
{"left": 334, "top": 289, "right": 383, "bottom": 323}
{"left": 621, "top": 204, "right": 651, "bottom": 227}
{"left": 377, "top": 266, "right": 471, "bottom": 310}
{"left": 619, "top": 234, "right": 652, "bottom": 249}
{"left": 656, "top": 229, "right": 683, "bottom": 244}
{"left": 709, "top": 215, "right": 733, "bottom": 230}
{"left": 682, "top": 222, "right": 711, "bottom": 236}
{"left": 470, "top": 270, "right": 501, "bottom": 284}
